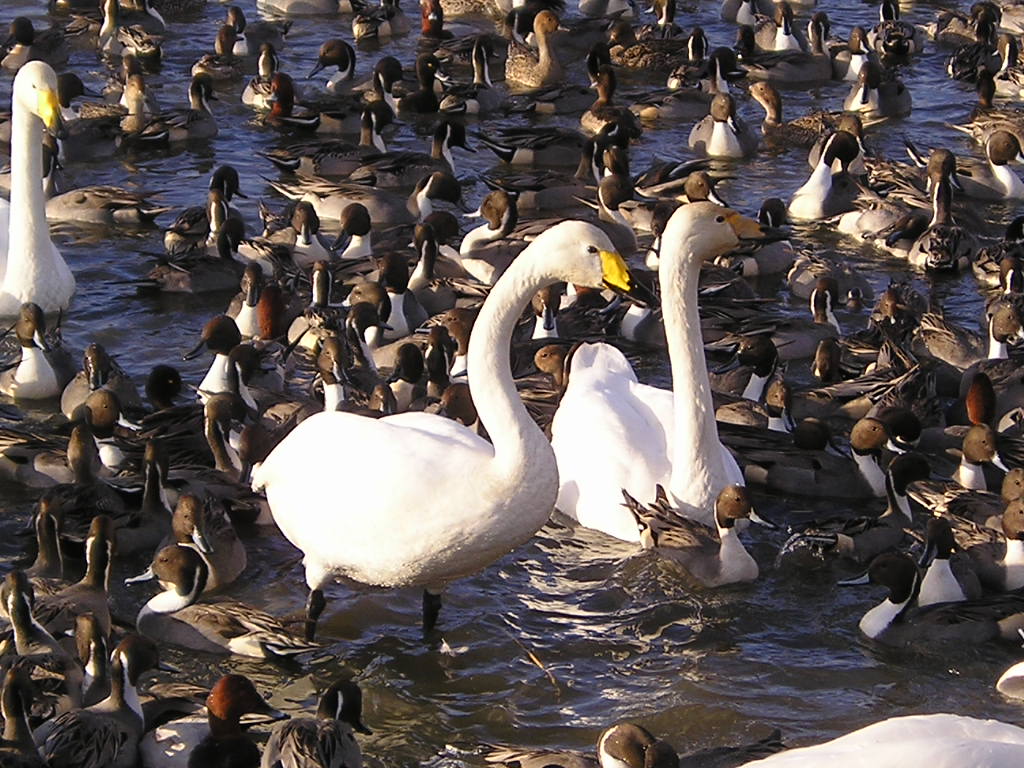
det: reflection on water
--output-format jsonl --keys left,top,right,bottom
{"left": 2, "top": 0, "right": 1023, "bottom": 762}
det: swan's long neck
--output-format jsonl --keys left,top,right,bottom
{"left": 6, "top": 99, "right": 50, "bottom": 289}
{"left": 663, "top": 235, "right": 724, "bottom": 518}
{"left": 466, "top": 251, "right": 553, "bottom": 476}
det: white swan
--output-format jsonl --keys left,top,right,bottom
{"left": 0, "top": 61, "right": 75, "bottom": 317}
{"left": 551, "top": 202, "right": 771, "bottom": 539}
{"left": 251, "top": 221, "right": 643, "bottom": 638}
{"left": 737, "top": 713, "right": 1024, "bottom": 767}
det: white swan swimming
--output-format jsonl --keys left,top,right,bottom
{"left": 0, "top": 61, "right": 75, "bottom": 317}
{"left": 737, "top": 713, "right": 1024, "bottom": 767}
{"left": 551, "top": 202, "right": 772, "bottom": 539}
{"left": 251, "top": 220, "right": 645, "bottom": 638}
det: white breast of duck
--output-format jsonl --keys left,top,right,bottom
{"left": 0, "top": 304, "right": 62, "bottom": 400}
{"left": 858, "top": 554, "right": 917, "bottom": 639}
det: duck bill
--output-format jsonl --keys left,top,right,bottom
{"left": 124, "top": 565, "right": 156, "bottom": 585}
{"left": 542, "top": 305, "right": 557, "bottom": 332}
{"left": 836, "top": 570, "right": 870, "bottom": 586}
{"left": 993, "top": 453, "right": 1010, "bottom": 472}
{"left": 182, "top": 339, "right": 207, "bottom": 361}
{"left": 748, "top": 509, "right": 777, "bottom": 529}
{"left": 191, "top": 526, "right": 212, "bottom": 554}
{"left": 308, "top": 60, "right": 326, "bottom": 79}
{"left": 600, "top": 251, "right": 658, "bottom": 308}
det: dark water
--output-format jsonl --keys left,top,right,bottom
{"left": 2, "top": 0, "right": 1023, "bottom": 763}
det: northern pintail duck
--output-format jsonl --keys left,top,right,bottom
{"left": 0, "top": 303, "right": 74, "bottom": 401}
{"left": 624, "top": 484, "right": 772, "bottom": 586}
{"left": 749, "top": 81, "right": 848, "bottom": 148}
{"left": 35, "top": 635, "right": 169, "bottom": 768}
{"left": 928, "top": 2, "right": 1000, "bottom": 46}
{"left": 720, "top": 0, "right": 773, "bottom": 25}
{"left": 737, "top": 14, "right": 832, "bottom": 82}
{"left": 261, "top": 108, "right": 390, "bottom": 175}
{"left": 753, "top": 2, "right": 805, "bottom": 53}
{"left": 267, "top": 170, "right": 464, "bottom": 225}
{"left": 438, "top": 37, "right": 504, "bottom": 115}
{"left": 121, "top": 74, "right": 219, "bottom": 145}
{"left": 348, "top": 121, "right": 474, "bottom": 186}
{"left": 160, "top": 494, "right": 246, "bottom": 591}
{"left": 606, "top": 22, "right": 692, "bottom": 71}
{"left": 309, "top": 39, "right": 357, "bottom": 93}
{"left": 788, "top": 130, "right": 863, "bottom": 221}
{"left": 916, "top": 517, "right": 983, "bottom": 606}
{"left": 581, "top": 66, "right": 642, "bottom": 137}
{"left": 974, "top": 216, "right": 1024, "bottom": 291}
{"left": 261, "top": 680, "right": 371, "bottom": 768}
{"left": 868, "top": 0, "right": 926, "bottom": 59}
{"left": 226, "top": 5, "right": 291, "bottom": 55}
{"left": 505, "top": 10, "right": 563, "bottom": 88}
{"left": 252, "top": 221, "right": 645, "bottom": 637}
{"left": 45, "top": 185, "right": 172, "bottom": 227}
{"left": 94, "top": 0, "right": 162, "bottom": 62}
{"left": 241, "top": 44, "right": 279, "bottom": 109}
{"left": 191, "top": 25, "right": 245, "bottom": 83}
{"left": 162, "top": 166, "right": 246, "bottom": 256}
{"left": 949, "top": 69, "right": 1024, "bottom": 146}
{"left": 843, "top": 60, "right": 912, "bottom": 118}
{"left": 133, "top": 544, "right": 316, "bottom": 657}
{"left": 353, "top": 0, "right": 411, "bottom": 40}
{"left": 856, "top": 551, "right": 1024, "bottom": 647}
{"left": 906, "top": 172, "right": 976, "bottom": 272}
{"left": 478, "top": 722, "right": 682, "bottom": 768}
{"left": 955, "top": 130, "right": 1024, "bottom": 200}
{"left": 831, "top": 25, "right": 875, "bottom": 81}
{"left": 689, "top": 93, "right": 757, "bottom": 159}
{"left": 1, "top": 17, "right": 69, "bottom": 71}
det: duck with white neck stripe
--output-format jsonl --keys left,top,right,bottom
{"left": 917, "top": 517, "right": 983, "bottom": 606}
{"left": 0, "top": 303, "right": 74, "bottom": 401}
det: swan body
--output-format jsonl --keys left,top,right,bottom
{"left": 0, "top": 62, "right": 75, "bottom": 317}
{"left": 551, "top": 203, "right": 767, "bottom": 536}
{"left": 738, "top": 714, "right": 1024, "bottom": 767}
{"left": 252, "top": 222, "right": 641, "bottom": 618}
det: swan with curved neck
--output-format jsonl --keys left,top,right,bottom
{"left": 0, "top": 61, "right": 75, "bottom": 317}
{"left": 551, "top": 202, "right": 772, "bottom": 539}
{"left": 251, "top": 221, "right": 644, "bottom": 638}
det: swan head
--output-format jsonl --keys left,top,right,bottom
{"left": 663, "top": 201, "right": 782, "bottom": 263}
{"left": 13, "top": 61, "right": 60, "bottom": 134}
{"left": 531, "top": 221, "right": 652, "bottom": 305}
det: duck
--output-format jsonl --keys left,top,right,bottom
{"left": 122, "top": 74, "right": 219, "bottom": 145}
{"left": 145, "top": 223, "right": 247, "bottom": 294}
{"left": 1, "top": 18, "right": 69, "bottom": 71}
{"left": 868, "top": 0, "right": 926, "bottom": 59}
{"left": 831, "top": 26, "right": 876, "bottom": 81}
{"left": 954, "top": 130, "right": 1024, "bottom": 200}
{"left": 688, "top": 93, "right": 758, "bottom": 158}
{"left": 226, "top": 5, "right": 291, "bottom": 55}
{"left": 261, "top": 680, "right": 372, "bottom": 768}
{"left": 788, "top": 130, "right": 863, "bottom": 221}
{"left": 581, "top": 66, "right": 642, "bottom": 137}
{"left": 191, "top": 25, "right": 245, "bottom": 83}
{"left": 749, "top": 81, "right": 848, "bottom": 148}
{"left": 623, "top": 484, "right": 772, "bottom": 586}
{"left": 0, "top": 303, "right": 74, "bottom": 400}
{"left": 478, "top": 722, "right": 680, "bottom": 768}
{"left": 917, "top": 517, "right": 983, "bottom": 606}
{"left": 141, "top": 674, "right": 285, "bottom": 768}
{"left": 131, "top": 544, "right": 318, "bottom": 658}
{"left": 45, "top": 185, "right": 172, "bottom": 227}
{"left": 737, "top": 713, "right": 1024, "bottom": 767}
{"left": 844, "top": 60, "right": 912, "bottom": 118}
{"left": 949, "top": 69, "right": 1024, "bottom": 146}
{"left": 162, "top": 166, "right": 247, "bottom": 256}
{"left": 377, "top": 253, "right": 429, "bottom": 341}
{"left": 241, "top": 44, "right": 279, "bottom": 109}
{"left": 0, "top": 668, "right": 43, "bottom": 767}
{"left": 550, "top": 204, "right": 771, "bottom": 541}
{"left": 353, "top": 0, "right": 411, "bottom": 41}
{"left": 739, "top": 13, "right": 833, "bottom": 83}
{"left": 347, "top": 121, "right": 475, "bottom": 187}
{"left": 606, "top": 22, "right": 692, "bottom": 71}
{"left": 161, "top": 494, "right": 246, "bottom": 592}
{"left": 308, "top": 39, "right": 357, "bottom": 94}
{"left": 855, "top": 551, "right": 1024, "bottom": 647}
{"left": 251, "top": 220, "right": 645, "bottom": 637}
{"left": 505, "top": 11, "right": 563, "bottom": 89}
{"left": 96, "top": 0, "right": 162, "bottom": 62}
{"left": 260, "top": 105, "right": 391, "bottom": 175}
{"left": 753, "top": 2, "right": 805, "bottom": 53}
{"left": 720, "top": 0, "right": 773, "bottom": 25}
{"left": 395, "top": 54, "right": 442, "bottom": 114}
{"left": 267, "top": 170, "right": 464, "bottom": 226}
{"left": 35, "top": 635, "right": 168, "bottom": 768}
{"left": 907, "top": 172, "right": 976, "bottom": 272}
{"left": 973, "top": 217, "right": 1024, "bottom": 291}
{"left": 0, "top": 62, "right": 75, "bottom": 317}
{"left": 439, "top": 37, "right": 504, "bottom": 115}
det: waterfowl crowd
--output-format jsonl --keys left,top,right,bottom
{"left": 5, "top": 0, "right": 1024, "bottom": 763}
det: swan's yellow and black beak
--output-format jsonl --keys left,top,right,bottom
{"left": 601, "top": 250, "right": 658, "bottom": 308}
{"left": 37, "top": 88, "right": 60, "bottom": 133}
{"left": 725, "top": 210, "right": 788, "bottom": 244}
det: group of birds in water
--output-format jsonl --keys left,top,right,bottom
{"left": 5, "top": 0, "right": 1024, "bottom": 761}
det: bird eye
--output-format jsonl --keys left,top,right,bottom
{"left": 586, "top": 245, "right": 598, "bottom": 254}
{"left": 715, "top": 215, "right": 725, "bottom": 223}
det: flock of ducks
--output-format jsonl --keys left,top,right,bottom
{"left": 4, "top": 0, "right": 1024, "bottom": 763}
